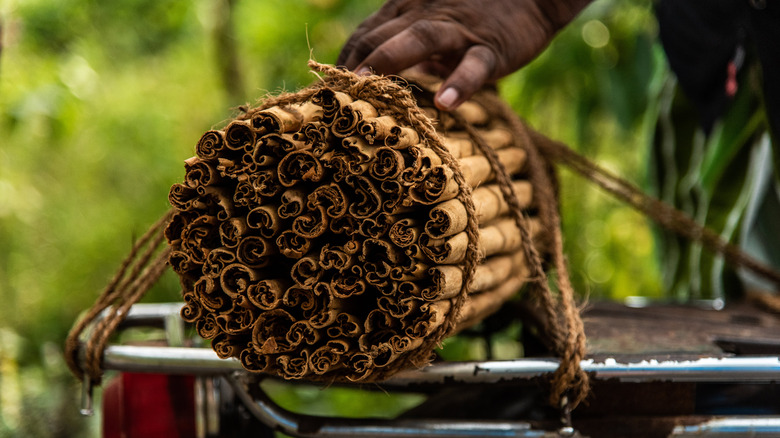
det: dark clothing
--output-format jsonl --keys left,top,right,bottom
{"left": 656, "top": 0, "right": 780, "bottom": 143}
{"left": 652, "top": 0, "right": 780, "bottom": 298}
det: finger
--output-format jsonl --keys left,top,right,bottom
{"left": 340, "top": 17, "right": 413, "bottom": 70}
{"left": 435, "top": 45, "right": 497, "bottom": 111}
{"left": 337, "top": 1, "right": 403, "bottom": 67}
{"left": 357, "top": 20, "right": 468, "bottom": 76}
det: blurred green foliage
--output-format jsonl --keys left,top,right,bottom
{"left": 501, "top": 0, "right": 666, "bottom": 300}
{"left": 0, "top": 0, "right": 663, "bottom": 436}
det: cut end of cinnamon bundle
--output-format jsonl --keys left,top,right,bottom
{"left": 165, "top": 66, "right": 547, "bottom": 383}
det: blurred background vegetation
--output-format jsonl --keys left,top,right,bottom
{"left": 0, "top": 0, "right": 664, "bottom": 436}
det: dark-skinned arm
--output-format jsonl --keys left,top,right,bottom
{"left": 338, "top": 0, "right": 593, "bottom": 110}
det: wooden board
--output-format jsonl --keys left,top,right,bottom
{"left": 583, "top": 300, "right": 780, "bottom": 359}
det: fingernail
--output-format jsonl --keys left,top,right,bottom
{"left": 356, "top": 67, "right": 371, "bottom": 76}
{"left": 437, "top": 87, "right": 459, "bottom": 110}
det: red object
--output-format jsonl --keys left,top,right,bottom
{"left": 103, "top": 373, "right": 197, "bottom": 438}
{"left": 725, "top": 61, "right": 738, "bottom": 97}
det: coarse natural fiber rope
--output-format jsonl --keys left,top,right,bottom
{"left": 483, "top": 93, "right": 591, "bottom": 408}
{"left": 64, "top": 210, "right": 173, "bottom": 383}
{"left": 452, "top": 99, "right": 589, "bottom": 408}
{"left": 523, "top": 127, "right": 780, "bottom": 288}
{"left": 746, "top": 290, "right": 780, "bottom": 314}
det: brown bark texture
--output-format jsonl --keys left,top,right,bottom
{"left": 166, "top": 73, "right": 546, "bottom": 382}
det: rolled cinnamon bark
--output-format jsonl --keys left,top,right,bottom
{"left": 312, "top": 89, "right": 353, "bottom": 123}
{"left": 181, "top": 292, "right": 204, "bottom": 323}
{"left": 203, "top": 248, "right": 236, "bottom": 277}
{"left": 246, "top": 279, "right": 287, "bottom": 311}
{"left": 292, "top": 205, "right": 329, "bottom": 238}
{"left": 400, "top": 145, "right": 443, "bottom": 186}
{"left": 330, "top": 272, "right": 367, "bottom": 298}
{"left": 168, "top": 69, "right": 551, "bottom": 385}
{"left": 277, "top": 351, "right": 310, "bottom": 379}
{"left": 235, "top": 235, "right": 275, "bottom": 268}
{"left": 424, "top": 181, "right": 533, "bottom": 238}
{"left": 359, "top": 213, "right": 394, "bottom": 239}
{"left": 215, "top": 306, "right": 256, "bottom": 336}
{"left": 326, "top": 312, "right": 363, "bottom": 338}
{"left": 246, "top": 206, "right": 281, "bottom": 238}
{"left": 251, "top": 102, "right": 322, "bottom": 135}
{"left": 345, "top": 175, "right": 382, "bottom": 219}
{"left": 219, "top": 217, "right": 248, "bottom": 248}
{"left": 319, "top": 242, "right": 356, "bottom": 272}
{"left": 421, "top": 250, "right": 530, "bottom": 301}
{"left": 224, "top": 120, "right": 255, "bottom": 152}
{"left": 196, "top": 130, "right": 226, "bottom": 160}
{"left": 181, "top": 215, "right": 219, "bottom": 263}
{"left": 240, "top": 346, "right": 274, "bottom": 373}
{"left": 419, "top": 217, "right": 542, "bottom": 265}
{"left": 359, "top": 116, "right": 397, "bottom": 144}
{"left": 291, "top": 254, "right": 322, "bottom": 287}
{"left": 275, "top": 230, "right": 310, "bottom": 259}
{"left": 278, "top": 150, "right": 325, "bottom": 187}
{"left": 440, "top": 128, "right": 514, "bottom": 159}
{"left": 253, "top": 309, "right": 297, "bottom": 354}
{"left": 370, "top": 146, "right": 405, "bottom": 181}
{"left": 309, "top": 340, "right": 348, "bottom": 375}
{"left": 389, "top": 218, "right": 419, "bottom": 248}
{"left": 341, "top": 136, "right": 377, "bottom": 164}
{"left": 168, "top": 183, "right": 204, "bottom": 212}
{"left": 297, "top": 121, "right": 331, "bottom": 153}
{"left": 282, "top": 286, "right": 321, "bottom": 319}
{"left": 185, "top": 157, "right": 221, "bottom": 192}
{"left": 333, "top": 100, "right": 379, "bottom": 137}
{"left": 407, "top": 147, "right": 528, "bottom": 205}
{"left": 455, "top": 270, "right": 529, "bottom": 332}
{"left": 196, "top": 314, "right": 221, "bottom": 340}
{"left": 287, "top": 320, "right": 320, "bottom": 348}
{"left": 278, "top": 189, "right": 306, "bottom": 219}
{"left": 385, "top": 125, "right": 420, "bottom": 149}
{"left": 219, "top": 263, "right": 259, "bottom": 299}
{"left": 404, "top": 299, "right": 452, "bottom": 339}
{"left": 309, "top": 183, "right": 348, "bottom": 218}
{"left": 169, "top": 250, "right": 196, "bottom": 276}
{"left": 453, "top": 100, "right": 490, "bottom": 126}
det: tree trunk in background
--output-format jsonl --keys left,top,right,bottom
{"left": 214, "top": 0, "right": 244, "bottom": 104}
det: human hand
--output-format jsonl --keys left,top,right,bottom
{"left": 338, "top": 0, "right": 591, "bottom": 110}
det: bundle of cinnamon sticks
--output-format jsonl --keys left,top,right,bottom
{"left": 165, "top": 74, "right": 546, "bottom": 382}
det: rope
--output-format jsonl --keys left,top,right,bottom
{"left": 64, "top": 210, "right": 173, "bottom": 383}
{"left": 746, "top": 290, "right": 780, "bottom": 314}
{"left": 456, "top": 94, "right": 590, "bottom": 409}
{"left": 526, "top": 129, "right": 780, "bottom": 288}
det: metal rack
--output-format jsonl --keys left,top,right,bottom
{"left": 81, "top": 303, "right": 780, "bottom": 437}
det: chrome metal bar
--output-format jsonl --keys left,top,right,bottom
{"left": 388, "top": 357, "right": 780, "bottom": 386}
{"left": 102, "top": 345, "right": 243, "bottom": 374}
{"left": 99, "top": 345, "right": 780, "bottom": 383}
{"left": 225, "top": 375, "right": 558, "bottom": 438}
{"left": 671, "top": 417, "right": 780, "bottom": 436}
{"left": 118, "top": 302, "right": 184, "bottom": 327}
